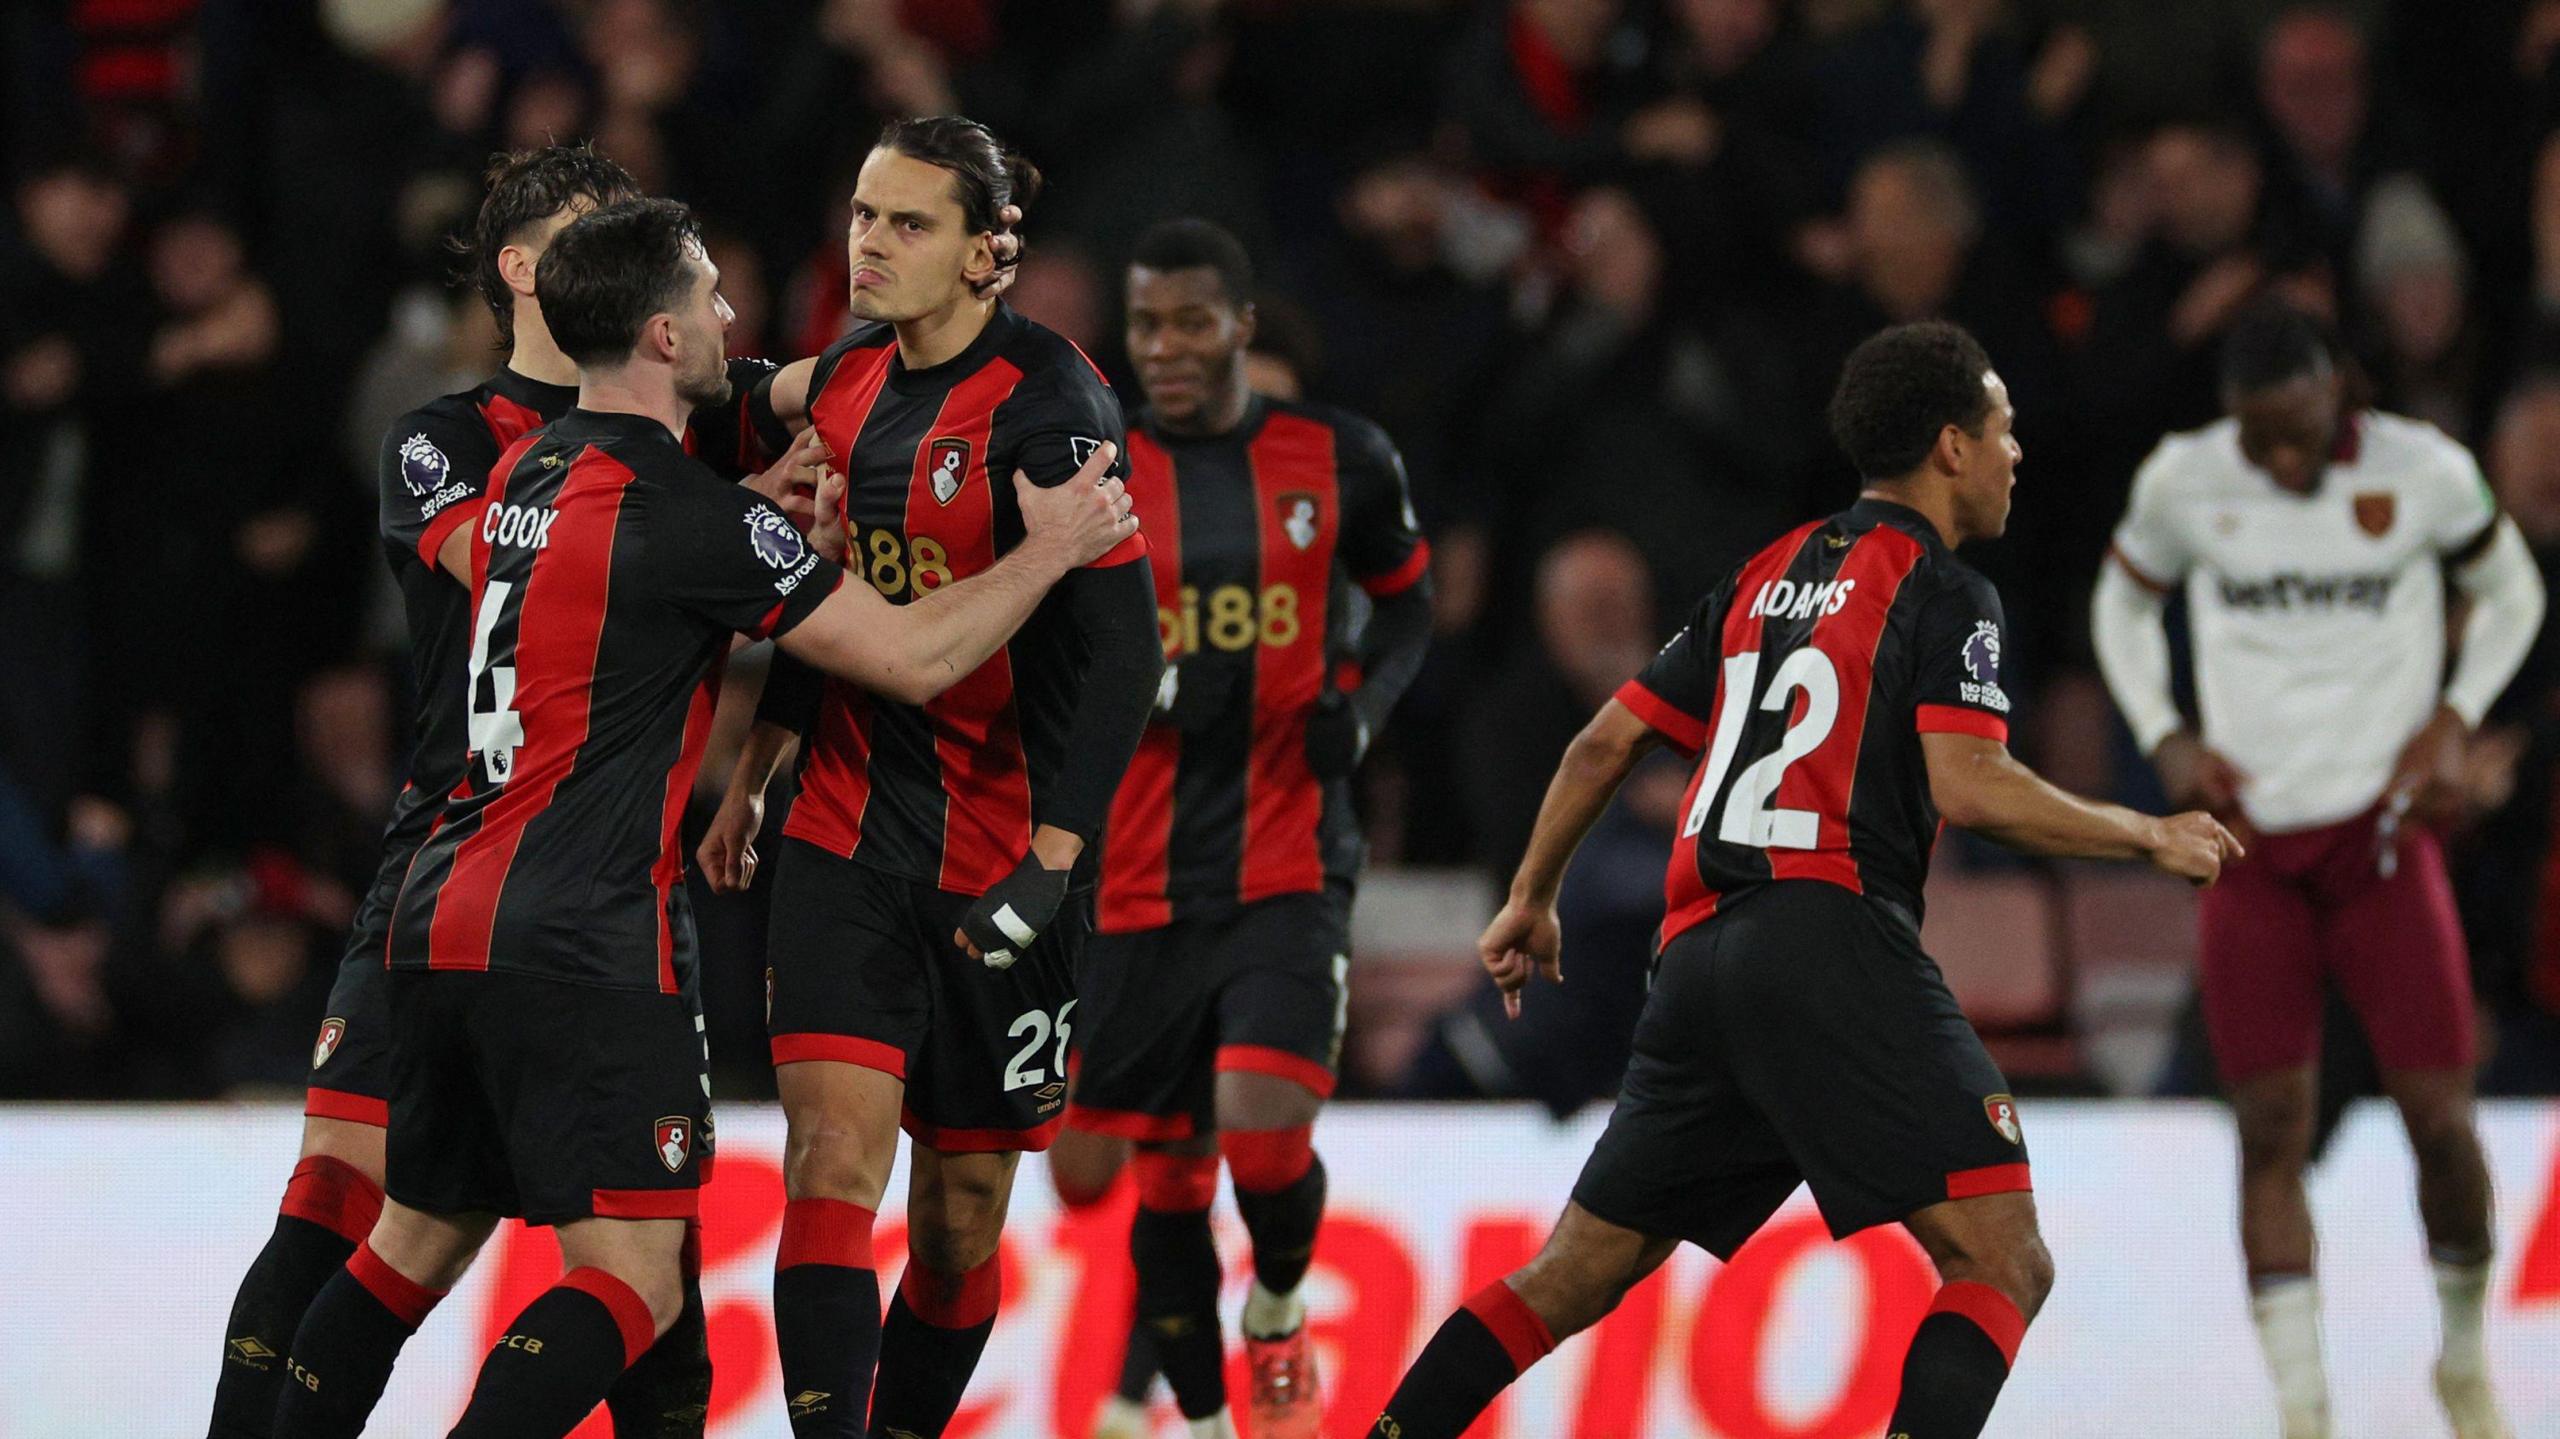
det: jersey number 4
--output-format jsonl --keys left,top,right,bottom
{"left": 466, "top": 578, "right": 526, "bottom": 785}
{"left": 1681, "top": 648, "right": 1841, "bottom": 848}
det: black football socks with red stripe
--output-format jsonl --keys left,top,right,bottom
{"left": 1224, "top": 1127, "right": 1326, "bottom": 1329}
{"left": 448, "top": 1267, "right": 659, "bottom": 1438}
{"left": 1130, "top": 1151, "right": 1228, "bottom": 1420}
{"left": 1370, "top": 1280, "right": 1556, "bottom": 1439}
{"left": 272, "top": 1240, "right": 447, "bottom": 1438}
{"left": 775, "top": 1197, "right": 883, "bottom": 1437}
{"left": 607, "top": 1219, "right": 713, "bottom": 1437}
{"left": 1887, "top": 1282, "right": 2028, "bottom": 1438}
{"left": 209, "top": 1155, "right": 385, "bottom": 1437}
{"left": 868, "top": 1254, "right": 1001, "bottom": 1437}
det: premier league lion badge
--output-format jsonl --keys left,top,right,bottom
{"left": 745, "top": 506, "right": 807, "bottom": 569}
{"left": 398, "top": 433, "right": 450, "bottom": 498}
{"left": 1963, "top": 620, "right": 2001, "bottom": 684}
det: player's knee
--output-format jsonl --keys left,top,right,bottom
{"left": 2401, "top": 1104, "right": 2480, "bottom": 1176}
{"left": 1048, "top": 1132, "right": 1130, "bottom": 1210}
{"left": 628, "top": 1265, "right": 686, "bottom": 1340}
{"left": 2235, "top": 1096, "right": 2316, "bottom": 1173}
{"left": 782, "top": 1123, "right": 892, "bottom": 1206}
{"left": 2005, "top": 1234, "right": 2057, "bottom": 1320}
{"left": 907, "top": 1179, "right": 1009, "bottom": 1275}
{"left": 298, "top": 1115, "right": 388, "bottom": 1185}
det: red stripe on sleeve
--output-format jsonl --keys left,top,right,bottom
{"left": 1916, "top": 704, "right": 2009, "bottom": 743}
{"left": 1238, "top": 414, "right": 1337, "bottom": 903}
{"left": 1358, "top": 540, "right": 1432, "bottom": 597}
{"left": 1613, "top": 679, "right": 1708, "bottom": 754}
{"left": 1945, "top": 1161, "right": 2033, "bottom": 1200}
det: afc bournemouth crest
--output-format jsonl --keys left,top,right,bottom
{"left": 1278, "top": 491, "right": 1320, "bottom": 550}
{"left": 2353, "top": 491, "right": 2395, "bottom": 537}
{"left": 927, "top": 437, "right": 971, "bottom": 505}
{"left": 1985, "top": 1093, "right": 2023, "bottom": 1146}
{"left": 310, "top": 1017, "right": 346, "bottom": 1071}
{"left": 655, "top": 1116, "right": 693, "bottom": 1173}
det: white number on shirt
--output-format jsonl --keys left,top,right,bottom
{"left": 1680, "top": 648, "right": 1842, "bottom": 849}
{"left": 466, "top": 578, "right": 525, "bottom": 785}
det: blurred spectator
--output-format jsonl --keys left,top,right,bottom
{"left": 1444, "top": 0, "right": 1649, "bottom": 231}
{"left": 2255, "top": 6, "right": 2410, "bottom": 283}
{"left": 2356, "top": 175, "right": 2486, "bottom": 443}
{"left": 1635, "top": 0, "right": 1826, "bottom": 310}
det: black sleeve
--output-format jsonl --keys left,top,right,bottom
{"left": 685, "top": 357, "right": 781, "bottom": 478}
{"left": 756, "top": 648, "right": 825, "bottom": 736}
{"left": 378, "top": 402, "right": 500, "bottom": 567}
{"left": 1617, "top": 583, "right": 1731, "bottom": 755}
{"left": 1909, "top": 567, "right": 2014, "bottom": 740}
{"left": 639, "top": 473, "right": 845, "bottom": 640}
{"left": 1348, "top": 585, "right": 1432, "bottom": 739}
{"left": 1009, "top": 359, "right": 1129, "bottom": 491}
{"left": 744, "top": 366, "right": 797, "bottom": 461}
{"left": 1335, "top": 417, "right": 1431, "bottom": 598}
{"left": 1037, "top": 559, "right": 1165, "bottom": 840}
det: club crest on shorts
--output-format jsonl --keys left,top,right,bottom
{"left": 310, "top": 1017, "right": 346, "bottom": 1071}
{"left": 655, "top": 1116, "right": 692, "bottom": 1173}
{"left": 927, "top": 437, "right": 971, "bottom": 505}
{"left": 1279, "top": 491, "right": 1320, "bottom": 550}
{"left": 1985, "top": 1093, "right": 2022, "bottom": 1146}
{"left": 2353, "top": 491, "right": 2395, "bottom": 537}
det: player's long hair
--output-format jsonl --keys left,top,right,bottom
{"left": 454, "top": 142, "right": 641, "bottom": 344}
{"left": 876, "top": 115, "right": 1042, "bottom": 291}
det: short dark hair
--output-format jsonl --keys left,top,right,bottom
{"left": 1828, "top": 322, "right": 1998, "bottom": 480}
{"left": 535, "top": 198, "right": 703, "bottom": 369}
{"left": 458, "top": 143, "right": 639, "bottom": 342}
{"left": 1130, "top": 218, "right": 1254, "bottom": 305}
{"left": 875, "top": 115, "right": 1042, "bottom": 282}
{"left": 2220, "top": 299, "right": 2333, "bottom": 394}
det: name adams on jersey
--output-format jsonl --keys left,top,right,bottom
{"left": 1621, "top": 498, "right": 2012, "bottom": 944}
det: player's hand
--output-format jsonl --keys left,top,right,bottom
{"left": 743, "top": 423, "right": 832, "bottom": 512}
{"left": 2150, "top": 730, "right": 2247, "bottom": 820}
{"left": 808, "top": 466, "right": 851, "bottom": 565}
{"left": 1305, "top": 689, "right": 1369, "bottom": 779}
{"left": 1479, "top": 898, "right": 1562, "bottom": 1020}
{"left": 696, "top": 786, "right": 765, "bottom": 895}
{"left": 2147, "top": 810, "right": 2245, "bottom": 886}
{"left": 1013, "top": 443, "right": 1135, "bottom": 569}
{"left": 973, "top": 204, "right": 1026, "bottom": 299}
{"left": 955, "top": 851, "right": 1071, "bottom": 969}
{"left": 1154, "top": 657, "right": 1238, "bottom": 734}
{"left": 2387, "top": 702, "right": 2469, "bottom": 824}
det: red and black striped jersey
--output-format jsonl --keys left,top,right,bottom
{"left": 374, "top": 359, "right": 778, "bottom": 854}
{"left": 388, "top": 407, "right": 842, "bottom": 993}
{"left": 1621, "top": 497, "right": 2013, "bottom": 947}
{"left": 1097, "top": 398, "right": 1429, "bottom": 932}
{"left": 773, "top": 304, "right": 1152, "bottom": 896}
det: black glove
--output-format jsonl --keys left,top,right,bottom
{"left": 1304, "top": 689, "right": 1370, "bottom": 780}
{"left": 1154, "top": 657, "right": 1239, "bottom": 734}
{"left": 957, "top": 851, "right": 1072, "bottom": 970}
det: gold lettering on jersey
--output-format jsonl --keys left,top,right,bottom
{"left": 1747, "top": 577, "right": 1857, "bottom": 621}
{"left": 1160, "top": 583, "right": 1301, "bottom": 657}
{"left": 856, "top": 526, "right": 955, "bottom": 599}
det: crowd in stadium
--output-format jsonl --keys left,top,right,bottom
{"left": 6, "top": 0, "right": 2560, "bottom": 1103}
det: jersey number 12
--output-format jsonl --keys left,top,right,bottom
{"left": 1681, "top": 648, "right": 1840, "bottom": 848}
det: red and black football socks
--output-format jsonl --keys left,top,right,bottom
{"left": 867, "top": 1253, "right": 1000, "bottom": 1438}
{"left": 271, "top": 1239, "right": 446, "bottom": 1438}
{"left": 447, "top": 1267, "right": 658, "bottom": 1439}
{"left": 1225, "top": 1127, "right": 1325, "bottom": 1331}
{"left": 774, "top": 1197, "right": 881, "bottom": 1438}
{"left": 209, "top": 1155, "right": 384, "bottom": 1437}
{"left": 1369, "top": 1280, "right": 1555, "bottom": 1439}
{"left": 1116, "top": 1320, "right": 1161, "bottom": 1403}
{"left": 1886, "top": 1282, "right": 2027, "bottom": 1439}
{"left": 1131, "top": 1152, "right": 1227, "bottom": 1420}
{"left": 607, "top": 1219, "right": 713, "bottom": 1437}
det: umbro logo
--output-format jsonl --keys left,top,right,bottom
{"left": 789, "top": 1389, "right": 832, "bottom": 1417}
{"left": 226, "top": 1336, "right": 277, "bottom": 1369}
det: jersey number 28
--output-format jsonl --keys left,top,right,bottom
{"left": 1681, "top": 648, "right": 1841, "bottom": 848}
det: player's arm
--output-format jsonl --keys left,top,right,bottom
{"left": 698, "top": 690, "right": 802, "bottom": 895}
{"left": 381, "top": 404, "right": 503, "bottom": 586}
{"left": 1922, "top": 732, "right": 2237, "bottom": 878}
{"left": 2091, "top": 442, "right": 2245, "bottom": 814}
{"left": 779, "top": 448, "right": 1136, "bottom": 703}
{"left": 2393, "top": 456, "right": 2550, "bottom": 811}
{"left": 745, "top": 355, "right": 821, "bottom": 449}
{"left": 1310, "top": 418, "right": 1436, "bottom": 777}
{"left": 1482, "top": 697, "right": 1667, "bottom": 1017}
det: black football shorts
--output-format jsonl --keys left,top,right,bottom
{"left": 1572, "top": 880, "right": 2031, "bottom": 1257}
{"left": 765, "top": 839, "right": 1086, "bottom": 1152}
{"left": 384, "top": 969, "right": 712, "bottom": 1226}
{"left": 1065, "top": 882, "right": 1352, "bottom": 1142}
{"left": 305, "top": 843, "right": 408, "bottom": 1126}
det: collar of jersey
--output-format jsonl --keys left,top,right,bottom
{"left": 887, "top": 302, "right": 1023, "bottom": 395}
{"left": 1846, "top": 495, "right": 1945, "bottom": 549}
{"left": 1145, "top": 392, "right": 1268, "bottom": 445}
{"left": 559, "top": 406, "right": 681, "bottom": 445}
{"left": 490, "top": 365, "right": 578, "bottom": 413}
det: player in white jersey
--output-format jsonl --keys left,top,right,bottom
{"left": 2092, "top": 304, "right": 2544, "bottom": 1439}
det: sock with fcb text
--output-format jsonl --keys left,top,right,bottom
{"left": 447, "top": 1267, "right": 657, "bottom": 1438}
{"left": 270, "top": 1240, "right": 446, "bottom": 1439}
{"left": 1886, "top": 1282, "right": 2028, "bottom": 1439}
{"left": 774, "top": 1198, "right": 882, "bottom": 1438}
{"left": 1225, "top": 1130, "right": 1325, "bottom": 1339}
{"left": 208, "top": 1155, "right": 384, "bottom": 1437}
{"left": 867, "top": 1255, "right": 1000, "bottom": 1438}
{"left": 1131, "top": 1151, "right": 1228, "bottom": 1420}
{"left": 1370, "top": 1280, "right": 1555, "bottom": 1439}
{"left": 607, "top": 1219, "right": 713, "bottom": 1437}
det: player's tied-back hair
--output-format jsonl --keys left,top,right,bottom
{"left": 535, "top": 197, "right": 704, "bottom": 368}
{"left": 1828, "top": 320, "right": 1998, "bottom": 481}
{"left": 1131, "top": 217, "right": 1255, "bottom": 304}
{"left": 876, "top": 114, "right": 1042, "bottom": 286}
{"left": 459, "top": 141, "right": 640, "bottom": 342}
